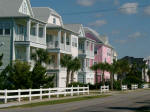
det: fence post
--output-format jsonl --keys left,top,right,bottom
{"left": 71, "top": 85, "right": 73, "bottom": 96}
{"left": 64, "top": 88, "right": 66, "bottom": 97}
{"left": 83, "top": 86, "right": 85, "bottom": 95}
{"left": 57, "top": 88, "right": 59, "bottom": 98}
{"left": 29, "top": 88, "right": 32, "bottom": 101}
{"left": 4, "top": 89, "right": 7, "bottom": 104}
{"left": 48, "top": 88, "right": 51, "bottom": 99}
{"left": 40, "top": 88, "right": 42, "bottom": 100}
{"left": 88, "top": 85, "right": 89, "bottom": 95}
{"left": 77, "top": 85, "right": 79, "bottom": 96}
{"left": 18, "top": 89, "right": 21, "bottom": 102}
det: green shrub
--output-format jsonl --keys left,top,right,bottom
{"left": 113, "top": 81, "right": 121, "bottom": 90}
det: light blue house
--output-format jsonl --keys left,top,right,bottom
{"left": 0, "top": 0, "right": 47, "bottom": 71}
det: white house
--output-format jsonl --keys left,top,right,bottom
{"left": 32, "top": 8, "right": 79, "bottom": 87}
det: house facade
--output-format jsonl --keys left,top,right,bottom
{"left": 0, "top": 0, "right": 47, "bottom": 71}
{"left": 84, "top": 27, "right": 115, "bottom": 83}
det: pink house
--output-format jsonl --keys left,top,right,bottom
{"left": 84, "top": 27, "right": 114, "bottom": 83}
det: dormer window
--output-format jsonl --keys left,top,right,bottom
{"left": 53, "top": 18, "right": 56, "bottom": 24}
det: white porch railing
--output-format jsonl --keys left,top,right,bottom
{"left": 131, "top": 84, "right": 138, "bottom": 90}
{"left": 66, "top": 45, "right": 71, "bottom": 52}
{"left": 0, "top": 86, "right": 89, "bottom": 104}
{"left": 100, "top": 85, "right": 109, "bottom": 93}
{"left": 15, "top": 35, "right": 25, "bottom": 41}
{"left": 122, "top": 85, "right": 128, "bottom": 91}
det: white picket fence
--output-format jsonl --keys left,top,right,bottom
{"left": 0, "top": 86, "right": 89, "bottom": 103}
{"left": 142, "top": 84, "right": 149, "bottom": 88}
{"left": 131, "top": 84, "right": 138, "bottom": 90}
{"left": 100, "top": 85, "right": 109, "bottom": 93}
{"left": 122, "top": 85, "right": 128, "bottom": 91}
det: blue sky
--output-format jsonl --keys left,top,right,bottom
{"left": 30, "top": 0, "right": 150, "bottom": 59}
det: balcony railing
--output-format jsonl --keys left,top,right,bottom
{"left": 15, "top": 35, "right": 25, "bottom": 41}
{"left": 47, "top": 41, "right": 59, "bottom": 49}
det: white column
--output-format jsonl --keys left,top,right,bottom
{"left": 57, "top": 52, "right": 60, "bottom": 69}
{"left": 84, "top": 40, "right": 87, "bottom": 54}
{"left": 26, "top": 45, "right": 30, "bottom": 62}
{"left": 36, "top": 23, "right": 39, "bottom": 37}
{"left": 43, "top": 24, "right": 46, "bottom": 43}
{"left": 58, "top": 30, "right": 61, "bottom": 48}
{"left": 26, "top": 19, "right": 31, "bottom": 41}
{"left": 64, "top": 32, "right": 66, "bottom": 50}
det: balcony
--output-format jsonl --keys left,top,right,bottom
{"left": 47, "top": 41, "right": 71, "bottom": 52}
{"left": 15, "top": 35, "right": 25, "bottom": 41}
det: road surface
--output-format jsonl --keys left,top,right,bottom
{"left": 0, "top": 89, "right": 150, "bottom": 112}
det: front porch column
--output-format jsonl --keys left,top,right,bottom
{"left": 58, "top": 30, "right": 61, "bottom": 48}
{"left": 26, "top": 45, "right": 30, "bottom": 62}
{"left": 43, "top": 25, "right": 46, "bottom": 41}
{"left": 64, "top": 32, "right": 66, "bottom": 50}
{"left": 36, "top": 23, "right": 39, "bottom": 37}
{"left": 84, "top": 40, "right": 87, "bottom": 54}
{"left": 84, "top": 59, "right": 86, "bottom": 71}
{"left": 26, "top": 19, "right": 31, "bottom": 41}
{"left": 57, "top": 52, "right": 60, "bottom": 69}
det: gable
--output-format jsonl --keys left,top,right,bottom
{"left": 19, "top": 0, "right": 32, "bottom": 16}
{"left": 48, "top": 15, "right": 61, "bottom": 26}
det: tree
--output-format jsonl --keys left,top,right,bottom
{"left": 60, "top": 54, "right": 73, "bottom": 87}
{"left": 31, "top": 63, "right": 54, "bottom": 88}
{"left": 117, "top": 60, "right": 130, "bottom": 87}
{"left": 107, "top": 60, "right": 119, "bottom": 90}
{"left": 90, "top": 63, "right": 99, "bottom": 86}
{"left": 31, "top": 48, "right": 51, "bottom": 65}
{"left": 147, "top": 69, "right": 150, "bottom": 83}
{"left": 1, "top": 61, "right": 32, "bottom": 89}
{"left": 70, "top": 57, "right": 81, "bottom": 83}
{"left": 99, "top": 62, "right": 109, "bottom": 86}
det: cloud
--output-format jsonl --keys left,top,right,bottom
{"left": 128, "top": 32, "right": 142, "bottom": 39}
{"left": 88, "top": 20, "right": 107, "bottom": 27}
{"left": 77, "top": 0, "right": 96, "bottom": 7}
{"left": 119, "top": 3, "right": 138, "bottom": 14}
{"left": 144, "top": 5, "right": 150, "bottom": 15}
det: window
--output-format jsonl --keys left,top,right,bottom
{"left": 18, "top": 25, "right": 24, "bottom": 35}
{"left": 5, "top": 29, "right": 10, "bottom": 35}
{"left": 31, "top": 27, "right": 36, "bottom": 36}
{"left": 53, "top": 18, "right": 56, "bottom": 24}
{"left": 39, "top": 28, "right": 43, "bottom": 38}
{"left": 72, "top": 38, "right": 77, "bottom": 47}
{"left": 0, "top": 29, "right": 3, "bottom": 35}
{"left": 66, "top": 37, "right": 70, "bottom": 45}
{"left": 46, "top": 35, "right": 53, "bottom": 43}
{"left": 61, "top": 36, "right": 64, "bottom": 43}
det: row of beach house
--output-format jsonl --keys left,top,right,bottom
{"left": 0, "top": 0, "right": 117, "bottom": 87}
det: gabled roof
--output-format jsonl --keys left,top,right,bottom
{"left": 84, "top": 27, "right": 113, "bottom": 48}
{"left": 63, "top": 24, "right": 81, "bottom": 34}
{"left": 32, "top": 7, "right": 61, "bottom": 23}
{"left": 0, "top": 0, "right": 33, "bottom": 18}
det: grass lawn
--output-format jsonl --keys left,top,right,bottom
{"left": 5, "top": 95, "right": 110, "bottom": 108}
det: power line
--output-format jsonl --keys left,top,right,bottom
{"left": 61, "top": 4, "right": 150, "bottom": 15}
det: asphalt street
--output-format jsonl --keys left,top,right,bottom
{"left": 0, "top": 89, "right": 150, "bottom": 112}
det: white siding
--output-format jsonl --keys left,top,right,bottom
{"left": 48, "top": 15, "right": 61, "bottom": 26}
{"left": 19, "top": 0, "right": 31, "bottom": 15}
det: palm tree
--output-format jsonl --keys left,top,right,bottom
{"left": 99, "top": 62, "right": 109, "bottom": 85}
{"left": 107, "top": 60, "right": 119, "bottom": 90}
{"left": 31, "top": 49, "right": 51, "bottom": 65}
{"left": 70, "top": 57, "right": 81, "bottom": 83}
{"left": 90, "top": 63, "right": 99, "bottom": 86}
{"left": 147, "top": 69, "right": 150, "bottom": 83}
{"left": 0, "top": 54, "right": 3, "bottom": 67}
{"left": 60, "top": 54, "right": 73, "bottom": 87}
{"left": 117, "top": 60, "right": 130, "bottom": 87}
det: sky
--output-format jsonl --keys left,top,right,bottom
{"left": 30, "top": 0, "right": 150, "bottom": 59}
